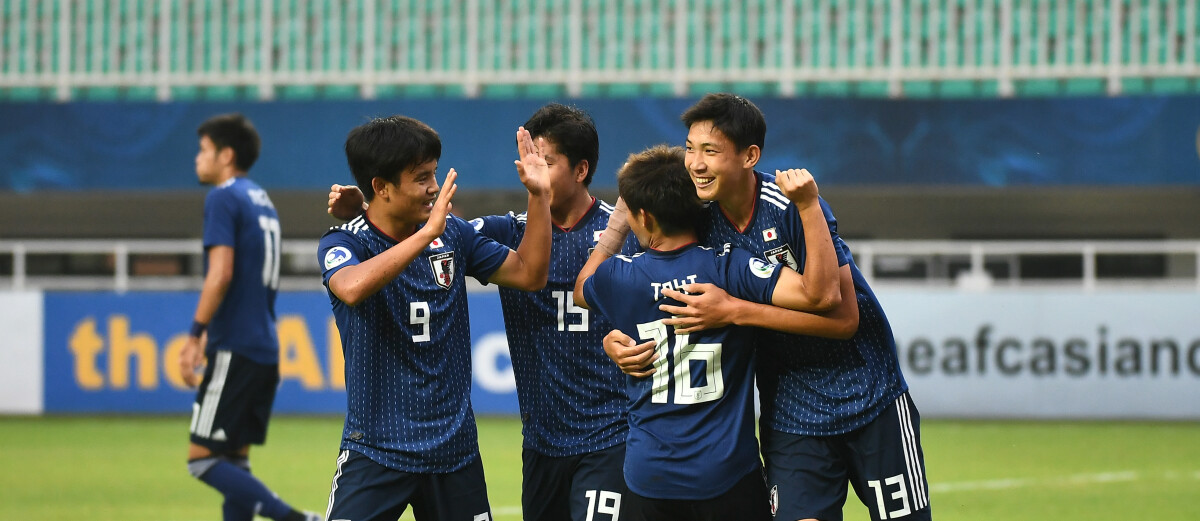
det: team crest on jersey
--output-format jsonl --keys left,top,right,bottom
{"left": 762, "top": 227, "right": 779, "bottom": 242}
{"left": 769, "top": 485, "right": 779, "bottom": 515}
{"left": 429, "top": 251, "right": 455, "bottom": 289}
{"left": 764, "top": 244, "right": 799, "bottom": 271}
{"left": 323, "top": 246, "right": 352, "bottom": 270}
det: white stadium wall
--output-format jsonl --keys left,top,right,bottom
{"left": 4, "top": 289, "right": 1198, "bottom": 419}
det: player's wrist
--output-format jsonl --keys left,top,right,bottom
{"left": 189, "top": 320, "right": 208, "bottom": 339}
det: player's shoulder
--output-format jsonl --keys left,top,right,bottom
{"left": 756, "top": 171, "right": 794, "bottom": 213}
{"left": 324, "top": 214, "right": 370, "bottom": 240}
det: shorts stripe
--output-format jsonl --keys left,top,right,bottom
{"left": 325, "top": 449, "right": 350, "bottom": 521}
{"left": 896, "top": 395, "right": 928, "bottom": 510}
{"left": 195, "top": 351, "right": 232, "bottom": 439}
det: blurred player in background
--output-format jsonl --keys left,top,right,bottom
{"left": 605, "top": 94, "right": 931, "bottom": 521}
{"left": 328, "top": 103, "right": 634, "bottom": 521}
{"left": 574, "top": 145, "right": 851, "bottom": 521}
{"left": 179, "top": 113, "right": 318, "bottom": 521}
{"left": 319, "top": 116, "right": 551, "bottom": 521}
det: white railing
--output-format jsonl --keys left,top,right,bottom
{"left": 1, "top": 238, "right": 1198, "bottom": 292}
{"left": 1, "top": 0, "right": 1196, "bottom": 100}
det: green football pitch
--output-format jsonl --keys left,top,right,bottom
{"left": 3, "top": 415, "right": 1198, "bottom": 520}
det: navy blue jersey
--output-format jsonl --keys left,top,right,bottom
{"left": 472, "top": 199, "right": 636, "bottom": 457}
{"left": 583, "top": 244, "right": 781, "bottom": 500}
{"left": 318, "top": 214, "right": 510, "bottom": 473}
{"left": 202, "top": 177, "right": 280, "bottom": 365}
{"left": 701, "top": 171, "right": 908, "bottom": 436}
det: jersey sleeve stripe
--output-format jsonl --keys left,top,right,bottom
{"left": 759, "top": 182, "right": 791, "bottom": 209}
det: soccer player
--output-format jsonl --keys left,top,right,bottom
{"left": 318, "top": 115, "right": 552, "bottom": 521}
{"left": 178, "top": 113, "right": 318, "bottom": 521}
{"left": 328, "top": 103, "right": 633, "bottom": 521}
{"left": 573, "top": 145, "right": 854, "bottom": 521}
{"left": 605, "top": 94, "right": 931, "bottom": 521}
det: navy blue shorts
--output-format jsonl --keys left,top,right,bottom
{"left": 521, "top": 444, "right": 627, "bottom": 521}
{"left": 623, "top": 467, "right": 770, "bottom": 521}
{"left": 324, "top": 450, "right": 492, "bottom": 521}
{"left": 763, "top": 392, "right": 931, "bottom": 521}
{"left": 188, "top": 350, "right": 279, "bottom": 453}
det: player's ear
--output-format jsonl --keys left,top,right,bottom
{"left": 217, "top": 146, "right": 236, "bottom": 169}
{"left": 742, "top": 145, "right": 761, "bottom": 169}
{"left": 574, "top": 159, "right": 589, "bottom": 183}
{"left": 371, "top": 177, "right": 389, "bottom": 201}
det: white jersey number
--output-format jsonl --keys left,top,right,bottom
{"left": 258, "top": 215, "right": 281, "bottom": 290}
{"left": 552, "top": 290, "right": 589, "bottom": 331}
{"left": 636, "top": 320, "right": 724, "bottom": 405}
{"left": 410, "top": 301, "right": 431, "bottom": 342}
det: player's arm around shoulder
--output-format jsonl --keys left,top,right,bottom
{"left": 768, "top": 263, "right": 859, "bottom": 339}
{"left": 573, "top": 198, "right": 632, "bottom": 308}
{"left": 487, "top": 127, "right": 552, "bottom": 291}
{"left": 775, "top": 168, "right": 842, "bottom": 312}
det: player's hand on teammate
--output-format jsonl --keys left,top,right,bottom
{"left": 602, "top": 329, "right": 657, "bottom": 378}
{"left": 514, "top": 126, "right": 551, "bottom": 198}
{"left": 774, "top": 168, "right": 819, "bottom": 211}
{"left": 178, "top": 333, "right": 206, "bottom": 388}
{"left": 328, "top": 184, "right": 366, "bottom": 220}
{"left": 659, "top": 283, "right": 736, "bottom": 334}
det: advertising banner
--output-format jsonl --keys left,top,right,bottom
{"left": 37, "top": 288, "right": 1200, "bottom": 419}
{"left": 885, "top": 290, "right": 1200, "bottom": 419}
{"left": 41, "top": 291, "right": 518, "bottom": 415}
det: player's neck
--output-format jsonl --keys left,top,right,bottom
{"left": 210, "top": 169, "right": 244, "bottom": 187}
{"left": 718, "top": 169, "right": 759, "bottom": 230}
{"left": 365, "top": 205, "right": 419, "bottom": 242}
{"left": 646, "top": 231, "right": 698, "bottom": 252}
{"left": 550, "top": 191, "right": 594, "bottom": 230}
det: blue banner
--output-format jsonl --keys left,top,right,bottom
{"left": 42, "top": 290, "right": 519, "bottom": 415}
{"left": 3, "top": 96, "right": 1198, "bottom": 191}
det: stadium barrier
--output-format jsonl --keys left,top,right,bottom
{"left": 2, "top": 280, "right": 1198, "bottom": 419}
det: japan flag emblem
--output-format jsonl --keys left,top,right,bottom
{"left": 431, "top": 237, "right": 445, "bottom": 249}
{"left": 762, "top": 228, "right": 778, "bottom": 242}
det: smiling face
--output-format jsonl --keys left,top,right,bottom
{"left": 376, "top": 159, "right": 441, "bottom": 225}
{"left": 684, "top": 120, "right": 756, "bottom": 203}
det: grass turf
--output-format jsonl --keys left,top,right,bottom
{"left": 2, "top": 416, "right": 1198, "bottom": 520}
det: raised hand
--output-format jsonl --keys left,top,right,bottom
{"left": 422, "top": 169, "right": 458, "bottom": 239}
{"left": 327, "top": 184, "right": 366, "bottom": 220}
{"left": 774, "top": 168, "right": 819, "bottom": 211}
{"left": 514, "top": 126, "right": 550, "bottom": 197}
{"left": 658, "top": 283, "right": 737, "bottom": 334}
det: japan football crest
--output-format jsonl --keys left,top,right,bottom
{"left": 429, "top": 251, "right": 455, "bottom": 289}
{"left": 764, "top": 244, "right": 799, "bottom": 271}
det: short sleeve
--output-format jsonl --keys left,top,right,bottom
{"left": 453, "top": 216, "right": 511, "bottom": 282}
{"left": 318, "top": 230, "right": 363, "bottom": 288}
{"left": 719, "top": 247, "right": 782, "bottom": 305}
{"left": 202, "top": 188, "right": 239, "bottom": 248}
{"left": 470, "top": 213, "right": 521, "bottom": 248}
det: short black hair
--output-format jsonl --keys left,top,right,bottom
{"left": 680, "top": 93, "right": 766, "bottom": 151}
{"left": 617, "top": 145, "right": 704, "bottom": 236}
{"left": 344, "top": 115, "right": 442, "bottom": 201}
{"left": 522, "top": 103, "right": 600, "bottom": 186}
{"left": 196, "top": 113, "right": 260, "bottom": 172}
